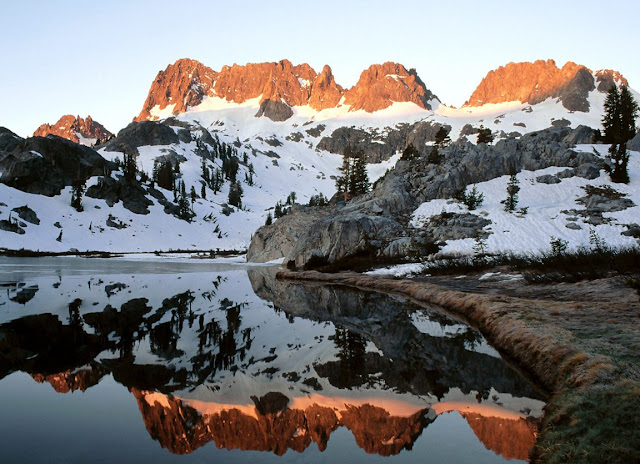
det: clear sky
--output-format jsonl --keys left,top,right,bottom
{"left": 1, "top": 0, "right": 638, "bottom": 138}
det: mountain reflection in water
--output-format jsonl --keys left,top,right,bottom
{"left": 0, "top": 258, "right": 545, "bottom": 463}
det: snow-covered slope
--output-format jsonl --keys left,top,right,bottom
{"left": 410, "top": 144, "right": 640, "bottom": 257}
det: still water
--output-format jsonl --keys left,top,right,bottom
{"left": 0, "top": 257, "right": 545, "bottom": 463}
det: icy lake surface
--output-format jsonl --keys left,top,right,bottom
{"left": 0, "top": 257, "right": 545, "bottom": 463}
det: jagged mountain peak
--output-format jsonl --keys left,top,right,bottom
{"left": 33, "top": 114, "right": 113, "bottom": 146}
{"left": 464, "top": 59, "right": 629, "bottom": 112}
{"left": 135, "top": 58, "right": 438, "bottom": 122}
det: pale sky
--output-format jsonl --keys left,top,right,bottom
{"left": 1, "top": 0, "right": 638, "bottom": 138}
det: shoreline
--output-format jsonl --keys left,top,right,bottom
{"left": 276, "top": 269, "right": 640, "bottom": 463}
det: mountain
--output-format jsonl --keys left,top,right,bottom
{"left": 33, "top": 115, "right": 113, "bottom": 146}
{"left": 0, "top": 58, "right": 638, "bottom": 258}
{"left": 464, "top": 59, "right": 628, "bottom": 112}
{"left": 135, "top": 58, "right": 438, "bottom": 122}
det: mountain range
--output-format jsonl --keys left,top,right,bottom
{"left": 1, "top": 58, "right": 639, "bottom": 264}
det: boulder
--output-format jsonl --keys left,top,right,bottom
{"left": 246, "top": 206, "right": 334, "bottom": 263}
{"left": 285, "top": 213, "right": 404, "bottom": 270}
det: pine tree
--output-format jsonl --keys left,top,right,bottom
{"left": 427, "top": 145, "right": 442, "bottom": 164}
{"left": 190, "top": 185, "right": 197, "bottom": 205}
{"left": 336, "top": 145, "right": 353, "bottom": 202}
{"left": 602, "top": 84, "right": 621, "bottom": 144}
{"left": 70, "top": 181, "right": 85, "bottom": 212}
{"left": 228, "top": 181, "right": 243, "bottom": 208}
{"left": 477, "top": 125, "right": 494, "bottom": 144}
{"left": 401, "top": 143, "right": 419, "bottom": 161}
{"left": 434, "top": 126, "right": 451, "bottom": 147}
{"left": 501, "top": 175, "right": 520, "bottom": 212}
{"left": 349, "top": 150, "right": 370, "bottom": 197}
{"left": 620, "top": 85, "right": 639, "bottom": 142}
{"left": 265, "top": 212, "right": 273, "bottom": 226}
{"left": 602, "top": 84, "right": 638, "bottom": 183}
{"left": 123, "top": 152, "right": 137, "bottom": 181}
{"left": 201, "top": 183, "right": 207, "bottom": 200}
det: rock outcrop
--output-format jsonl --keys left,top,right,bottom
{"left": 465, "top": 60, "right": 627, "bottom": 112}
{"left": 0, "top": 135, "right": 114, "bottom": 196}
{"left": 34, "top": 115, "right": 113, "bottom": 146}
{"left": 104, "top": 119, "right": 191, "bottom": 155}
{"left": 317, "top": 121, "right": 450, "bottom": 163}
{"left": 136, "top": 59, "right": 438, "bottom": 122}
{"left": 248, "top": 126, "right": 605, "bottom": 269}
{"left": 247, "top": 206, "right": 335, "bottom": 263}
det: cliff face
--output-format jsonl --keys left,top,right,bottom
{"left": 136, "top": 59, "right": 437, "bottom": 122}
{"left": 344, "top": 62, "right": 436, "bottom": 112}
{"left": 134, "top": 58, "right": 218, "bottom": 122}
{"left": 464, "top": 60, "right": 626, "bottom": 112}
{"left": 33, "top": 115, "right": 113, "bottom": 146}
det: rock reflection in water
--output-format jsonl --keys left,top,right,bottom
{"left": 0, "top": 259, "right": 545, "bottom": 462}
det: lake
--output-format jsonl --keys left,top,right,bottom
{"left": 0, "top": 257, "right": 545, "bottom": 463}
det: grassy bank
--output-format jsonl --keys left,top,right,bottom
{"left": 276, "top": 270, "right": 640, "bottom": 463}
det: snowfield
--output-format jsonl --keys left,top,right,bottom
{"left": 410, "top": 144, "right": 640, "bottom": 257}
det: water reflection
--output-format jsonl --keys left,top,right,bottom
{"left": 0, "top": 257, "right": 545, "bottom": 462}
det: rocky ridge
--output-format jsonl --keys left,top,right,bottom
{"left": 135, "top": 58, "right": 437, "bottom": 122}
{"left": 248, "top": 126, "right": 606, "bottom": 267}
{"left": 465, "top": 60, "right": 627, "bottom": 112}
{"left": 34, "top": 115, "right": 113, "bottom": 146}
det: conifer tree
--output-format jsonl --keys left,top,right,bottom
{"left": 602, "top": 83, "right": 638, "bottom": 183}
{"left": 265, "top": 212, "right": 273, "bottom": 226}
{"left": 349, "top": 150, "right": 370, "bottom": 197}
{"left": 228, "top": 181, "right": 243, "bottom": 208}
{"left": 401, "top": 143, "right": 419, "bottom": 161}
{"left": 336, "top": 145, "right": 353, "bottom": 202}
{"left": 501, "top": 175, "right": 520, "bottom": 212}
{"left": 434, "top": 126, "right": 451, "bottom": 147}
{"left": 477, "top": 125, "right": 494, "bottom": 144}
{"left": 70, "top": 181, "right": 85, "bottom": 212}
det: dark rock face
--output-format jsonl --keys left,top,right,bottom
{"left": 86, "top": 176, "right": 154, "bottom": 215}
{"left": 0, "top": 135, "right": 112, "bottom": 196}
{"left": 0, "top": 127, "right": 24, "bottom": 152}
{"left": 104, "top": 120, "right": 188, "bottom": 155}
{"left": 11, "top": 206, "right": 40, "bottom": 225}
{"left": 628, "top": 133, "right": 640, "bottom": 152}
{"left": 34, "top": 115, "right": 113, "bottom": 146}
{"left": 254, "top": 99, "right": 294, "bottom": 122}
{"left": 317, "top": 121, "right": 450, "bottom": 162}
